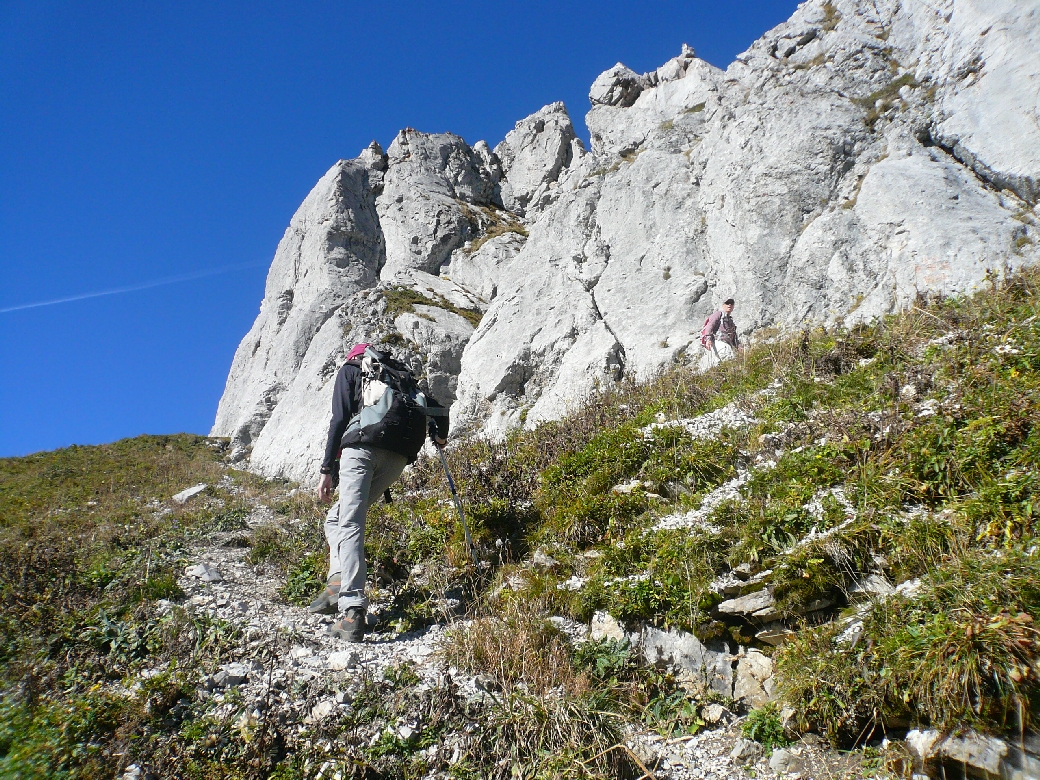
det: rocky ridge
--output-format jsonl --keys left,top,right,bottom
{"left": 213, "top": 0, "right": 1040, "bottom": 484}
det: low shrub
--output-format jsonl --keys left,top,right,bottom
{"left": 742, "top": 702, "right": 792, "bottom": 754}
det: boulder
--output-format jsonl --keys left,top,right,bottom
{"left": 938, "top": 732, "right": 1008, "bottom": 776}
{"left": 637, "top": 625, "right": 733, "bottom": 696}
{"left": 730, "top": 737, "right": 764, "bottom": 764}
{"left": 903, "top": 728, "right": 1040, "bottom": 779}
{"left": 769, "top": 747, "right": 804, "bottom": 774}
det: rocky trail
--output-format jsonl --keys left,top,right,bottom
{"left": 157, "top": 446, "right": 866, "bottom": 780}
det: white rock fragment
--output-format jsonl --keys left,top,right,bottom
{"left": 556, "top": 575, "right": 587, "bottom": 592}
{"left": 185, "top": 563, "right": 223, "bottom": 583}
{"left": 172, "top": 484, "right": 208, "bottom": 504}
{"left": 327, "top": 650, "right": 360, "bottom": 671}
{"left": 611, "top": 479, "right": 651, "bottom": 495}
{"left": 308, "top": 699, "right": 337, "bottom": 722}
{"left": 589, "top": 611, "right": 626, "bottom": 642}
{"left": 701, "top": 703, "right": 731, "bottom": 725}
{"left": 548, "top": 615, "right": 589, "bottom": 643}
{"left": 530, "top": 549, "right": 558, "bottom": 570}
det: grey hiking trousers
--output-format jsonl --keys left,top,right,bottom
{"left": 324, "top": 445, "right": 408, "bottom": 611}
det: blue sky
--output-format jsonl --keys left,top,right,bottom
{"left": 0, "top": 0, "right": 799, "bottom": 458}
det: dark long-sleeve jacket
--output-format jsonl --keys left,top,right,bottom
{"left": 320, "top": 362, "right": 449, "bottom": 473}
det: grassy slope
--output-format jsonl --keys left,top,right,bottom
{"left": 0, "top": 437, "right": 327, "bottom": 778}
{"left": 1, "top": 268, "right": 1037, "bottom": 778}
{"left": 385, "top": 267, "right": 1039, "bottom": 745}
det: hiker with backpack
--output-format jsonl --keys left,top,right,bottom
{"left": 700, "top": 298, "right": 740, "bottom": 369}
{"left": 312, "top": 343, "right": 449, "bottom": 642}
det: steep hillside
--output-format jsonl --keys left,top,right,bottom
{"left": 212, "top": 0, "right": 1039, "bottom": 484}
{"left": 3, "top": 269, "right": 1038, "bottom": 778}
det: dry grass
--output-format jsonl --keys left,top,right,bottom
{"left": 458, "top": 202, "right": 528, "bottom": 256}
{"left": 441, "top": 603, "right": 589, "bottom": 697}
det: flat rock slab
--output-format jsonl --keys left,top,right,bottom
{"left": 905, "top": 728, "right": 1038, "bottom": 779}
{"left": 172, "top": 483, "right": 208, "bottom": 504}
{"left": 717, "top": 588, "right": 775, "bottom": 617}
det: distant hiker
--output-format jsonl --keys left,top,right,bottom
{"left": 313, "top": 343, "right": 449, "bottom": 642}
{"left": 701, "top": 298, "right": 740, "bottom": 369}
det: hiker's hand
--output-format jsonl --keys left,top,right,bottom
{"left": 434, "top": 436, "right": 447, "bottom": 448}
{"left": 318, "top": 473, "right": 334, "bottom": 504}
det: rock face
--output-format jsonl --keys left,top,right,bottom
{"left": 211, "top": 137, "right": 500, "bottom": 483}
{"left": 212, "top": 158, "right": 384, "bottom": 464}
{"left": 214, "top": 0, "right": 1040, "bottom": 481}
{"left": 494, "top": 102, "right": 579, "bottom": 217}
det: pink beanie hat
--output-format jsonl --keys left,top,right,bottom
{"left": 346, "top": 343, "right": 370, "bottom": 361}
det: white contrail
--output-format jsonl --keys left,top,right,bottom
{"left": 0, "top": 260, "right": 268, "bottom": 314}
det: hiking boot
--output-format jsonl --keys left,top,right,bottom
{"left": 307, "top": 576, "right": 341, "bottom": 615}
{"left": 329, "top": 607, "right": 366, "bottom": 643}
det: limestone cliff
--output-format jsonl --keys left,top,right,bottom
{"left": 213, "top": 0, "right": 1040, "bottom": 483}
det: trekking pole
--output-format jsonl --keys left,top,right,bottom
{"left": 436, "top": 444, "right": 477, "bottom": 567}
